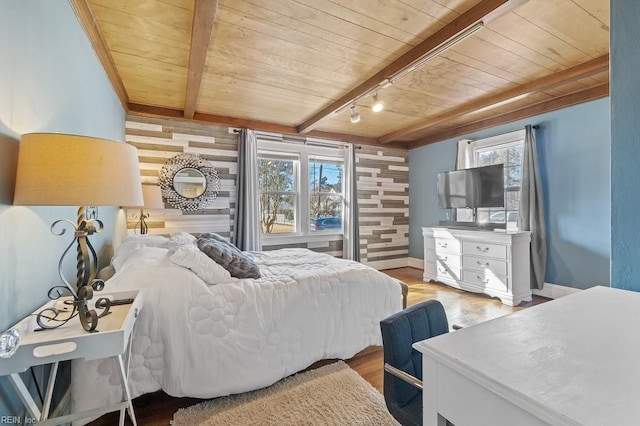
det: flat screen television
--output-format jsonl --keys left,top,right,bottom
{"left": 437, "top": 164, "right": 504, "bottom": 209}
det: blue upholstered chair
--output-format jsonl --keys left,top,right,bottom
{"left": 380, "top": 300, "right": 450, "bottom": 426}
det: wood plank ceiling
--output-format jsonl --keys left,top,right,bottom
{"left": 72, "top": 0, "right": 609, "bottom": 149}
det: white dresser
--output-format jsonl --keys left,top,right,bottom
{"left": 422, "top": 227, "right": 531, "bottom": 306}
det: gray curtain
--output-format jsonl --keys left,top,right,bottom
{"left": 519, "top": 125, "right": 547, "bottom": 290}
{"left": 344, "top": 144, "right": 360, "bottom": 261}
{"left": 233, "top": 129, "right": 261, "bottom": 251}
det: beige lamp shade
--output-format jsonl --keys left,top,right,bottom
{"left": 13, "top": 133, "right": 143, "bottom": 207}
{"left": 141, "top": 185, "right": 164, "bottom": 209}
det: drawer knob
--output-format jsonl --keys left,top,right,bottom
{"left": 476, "top": 275, "right": 489, "bottom": 284}
{"left": 439, "top": 256, "right": 448, "bottom": 261}
{"left": 439, "top": 242, "right": 448, "bottom": 248}
{"left": 477, "top": 261, "right": 490, "bottom": 267}
{"left": 476, "top": 246, "right": 490, "bottom": 253}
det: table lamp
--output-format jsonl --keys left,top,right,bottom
{"left": 130, "top": 185, "right": 164, "bottom": 234}
{"left": 13, "top": 133, "right": 143, "bottom": 332}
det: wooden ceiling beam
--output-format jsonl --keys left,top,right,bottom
{"left": 295, "top": 0, "right": 525, "bottom": 135}
{"left": 306, "top": 130, "right": 381, "bottom": 146}
{"left": 194, "top": 112, "right": 297, "bottom": 135}
{"left": 408, "top": 82, "right": 609, "bottom": 149}
{"left": 128, "top": 103, "right": 184, "bottom": 118}
{"left": 184, "top": 0, "right": 219, "bottom": 119}
{"left": 69, "top": 0, "right": 128, "bottom": 110}
{"left": 127, "top": 104, "right": 383, "bottom": 147}
{"left": 192, "top": 113, "right": 382, "bottom": 146}
{"left": 379, "top": 54, "right": 609, "bottom": 144}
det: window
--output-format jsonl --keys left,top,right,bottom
{"left": 257, "top": 139, "right": 346, "bottom": 238}
{"left": 474, "top": 140, "right": 524, "bottom": 227}
{"left": 457, "top": 130, "right": 525, "bottom": 229}
{"left": 309, "top": 157, "right": 343, "bottom": 232}
{"left": 258, "top": 152, "right": 297, "bottom": 234}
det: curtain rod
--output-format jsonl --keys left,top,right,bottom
{"left": 466, "top": 125, "right": 539, "bottom": 143}
{"left": 491, "top": 125, "right": 539, "bottom": 138}
{"left": 233, "top": 127, "right": 358, "bottom": 149}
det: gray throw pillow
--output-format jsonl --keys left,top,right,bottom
{"left": 197, "top": 233, "right": 261, "bottom": 279}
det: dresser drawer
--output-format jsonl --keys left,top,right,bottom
{"left": 462, "top": 241, "right": 507, "bottom": 259}
{"left": 462, "top": 256, "right": 507, "bottom": 276}
{"left": 425, "top": 262, "right": 461, "bottom": 282}
{"left": 425, "top": 237, "right": 461, "bottom": 254}
{"left": 462, "top": 269, "right": 508, "bottom": 292}
{"left": 427, "top": 250, "right": 461, "bottom": 268}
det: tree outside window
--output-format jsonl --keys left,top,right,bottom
{"left": 258, "top": 153, "right": 297, "bottom": 234}
{"left": 258, "top": 141, "right": 346, "bottom": 237}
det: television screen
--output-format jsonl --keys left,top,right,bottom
{"left": 437, "top": 164, "right": 504, "bottom": 209}
{"left": 475, "top": 164, "right": 505, "bottom": 208}
{"left": 437, "top": 169, "right": 473, "bottom": 208}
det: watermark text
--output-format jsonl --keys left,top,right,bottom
{"left": 1, "top": 416, "right": 37, "bottom": 424}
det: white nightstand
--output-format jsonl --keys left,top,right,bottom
{"left": 0, "top": 290, "right": 143, "bottom": 426}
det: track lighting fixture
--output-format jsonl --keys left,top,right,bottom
{"left": 325, "top": 21, "right": 485, "bottom": 130}
{"left": 372, "top": 93, "right": 384, "bottom": 112}
{"left": 350, "top": 105, "right": 360, "bottom": 123}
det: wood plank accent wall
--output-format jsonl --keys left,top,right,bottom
{"left": 357, "top": 145, "right": 409, "bottom": 266}
{"left": 125, "top": 115, "right": 237, "bottom": 239}
{"left": 124, "top": 114, "right": 409, "bottom": 267}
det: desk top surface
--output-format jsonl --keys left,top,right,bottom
{"left": 414, "top": 286, "right": 640, "bottom": 426}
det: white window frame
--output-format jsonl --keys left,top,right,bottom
{"left": 258, "top": 150, "right": 299, "bottom": 234}
{"left": 257, "top": 138, "right": 346, "bottom": 244}
{"left": 308, "top": 154, "right": 344, "bottom": 227}
{"left": 472, "top": 129, "right": 525, "bottom": 229}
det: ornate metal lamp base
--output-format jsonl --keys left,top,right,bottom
{"left": 36, "top": 207, "right": 111, "bottom": 332}
{"left": 132, "top": 209, "right": 149, "bottom": 235}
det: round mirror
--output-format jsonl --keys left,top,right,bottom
{"left": 159, "top": 153, "right": 221, "bottom": 211}
{"left": 173, "top": 168, "right": 207, "bottom": 198}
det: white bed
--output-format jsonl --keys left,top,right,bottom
{"left": 71, "top": 235, "right": 404, "bottom": 420}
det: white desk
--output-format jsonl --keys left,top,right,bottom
{"left": 0, "top": 290, "right": 142, "bottom": 425}
{"left": 414, "top": 286, "right": 640, "bottom": 426}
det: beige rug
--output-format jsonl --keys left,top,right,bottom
{"left": 171, "top": 361, "right": 399, "bottom": 425}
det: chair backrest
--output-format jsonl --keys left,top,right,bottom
{"left": 380, "top": 300, "right": 449, "bottom": 409}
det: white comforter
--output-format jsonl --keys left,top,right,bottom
{"left": 71, "top": 239, "right": 402, "bottom": 419}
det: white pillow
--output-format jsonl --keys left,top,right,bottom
{"left": 169, "top": 244, "right": 237, "bottom": 285}
{"left": 119, "top": 234, "right": 170, "bottom": 250}
{"left": 169, "top": 232, "right": 197, "bottom": 249}
{"left": 113, "top": 236, "right": 170, "bottom": 270}
{"left": 112, "top": 246, "right": 170, "bottom": 272}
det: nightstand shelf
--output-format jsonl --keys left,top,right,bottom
{"left": 0, "top": 290, "right": 142, "bottom": 425}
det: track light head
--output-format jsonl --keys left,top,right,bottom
{"left": 350, "top": 105, "right": 360, "bottom": 123}
{"left": 372, "top": 93, "right": 384, "bottom": 112}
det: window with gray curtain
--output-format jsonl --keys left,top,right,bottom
{"left": 256, "top": 138, "right": 348, "bottom": 239}
{"left": 456, "top": 130, "right": 525, "bottom": 229}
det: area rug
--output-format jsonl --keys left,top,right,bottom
{"left": 171, "top": 361, "right": 399, "bottom": 425}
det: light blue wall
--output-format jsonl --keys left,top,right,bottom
{"left": 611, "top": 0, "right": 640, "bottom": 291}
{"left": 407, "top": 136, "right": 458, "bottom": 255}
{"left": 0, "top": 0, "right": 125, "bottom": 418}
{"left": 409, "top": 98, "right": 611, "bottom": 289}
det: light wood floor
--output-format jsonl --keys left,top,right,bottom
{"left": 89, "top": 267, "right": 549, "bottom": 425}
